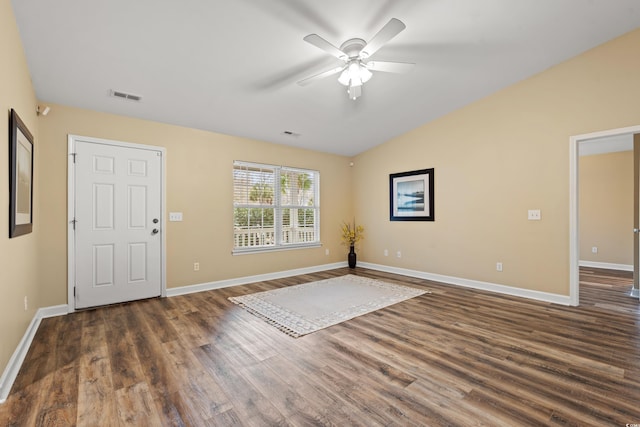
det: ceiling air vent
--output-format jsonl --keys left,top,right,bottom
{"left": 109, "top": 90, "right": 142, "bottom": 102}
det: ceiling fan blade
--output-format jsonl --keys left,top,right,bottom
{"left": 366, "top": 61, "right": 414, "bottom": 73}
{"left": 361, "top": 18, "right": 406, "bottom": 58}
{"left": 303, "top": 34, "right": 348, "bottom": 60}
{"left": 296, "top": 66, "right": 345, "bottom": 86}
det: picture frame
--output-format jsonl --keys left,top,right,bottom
{"left": 390, "top": 168, "right": 434, "bottom": 221}
{"left": 9, "top": 109, "right": 34, "bottom": 237}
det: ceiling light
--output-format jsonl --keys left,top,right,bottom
{"left": 359, "top": 66, "right": 372, "bottom": 83}
{"left": 338, "top": 68, "right": 350, "bottom": 86}
{"left": 348, "top": 62, "right": 362, "bottom": 87}
{"left": 338, "top": 61, "right": 372, "bottom": 100}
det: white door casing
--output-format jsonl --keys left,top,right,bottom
{"left": 635, "top": 134, "right": 640, "bottom": 298}
{"left": 68, "top": 135, "right": 166, "bottom": 310}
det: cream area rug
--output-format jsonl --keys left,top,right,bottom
{"left": 229, "top": 275, "right": 429, "bottom": 337}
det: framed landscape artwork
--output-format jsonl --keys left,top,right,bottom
{"left": 9, "top": 109, "right": 34, "bottom": 237}
{"left": 389, "top": 168, "right": 434, "bottom": 221}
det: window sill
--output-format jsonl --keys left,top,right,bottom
{"left": 232, "top": 243, "right": 322, "bottom": 256}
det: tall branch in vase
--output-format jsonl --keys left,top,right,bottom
{"left": 341, "top": 220, "right": 364, "bottom": 268}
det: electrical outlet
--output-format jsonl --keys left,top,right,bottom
{"left": 384, "top": 249, "right": 388, "bottom": 257}
{"left": 194, "top": 262, "right": 200, "bottom": 271}
{"left": 496, "top": 262, "right": 503, "bottom": 272}
{"left": 527, "top": 209, "right": 541, "bottom": 220}
{"left": 591, "top": 246, "right": 598, "bottom": 254}
{"left": 396, "top": 251, "right": 402, "bottom": 258}
{"left": 325, "top": 248, "right": 329, "bottom": 256}
{"left": 24, "top": 296, "right": 28, "bottom": 311}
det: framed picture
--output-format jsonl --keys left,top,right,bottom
{"left": 390, "top": 168, "right": 434, "bottom": 221}
{"left": 9, "top": 109, "right": 34, "bottom": 237}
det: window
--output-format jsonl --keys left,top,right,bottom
{"left": 233, "top": 161, "right": 320, "bottom": 252}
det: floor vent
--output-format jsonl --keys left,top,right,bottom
{"left": 110, "top": 90, "right": 142, "bottom": 102}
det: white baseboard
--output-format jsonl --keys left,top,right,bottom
{"left": 0, "top": 304, "right": 67, "bottom": 403}
{"left": 166, "top": 262, "right": 346, "bottom": 297}
{"left": 359, "top": 262, "right": 572, "bottom": 306}
{"left": 579, "top": 260, "right": 633, "bottom": 272}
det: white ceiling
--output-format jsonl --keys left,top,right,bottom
{"left": 11, "top": 0, "right": 640, "bottom": 156}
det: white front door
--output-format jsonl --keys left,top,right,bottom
{"left": 72, "top": 138, "right": 163, "bottom": 309}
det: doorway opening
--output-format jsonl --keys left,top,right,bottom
{"left": 569, "top": 125, "right": 640, "bottom": 305}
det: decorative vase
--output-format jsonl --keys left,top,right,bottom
{"left": 348, "top": 244, "right": 357, "bottom": 268}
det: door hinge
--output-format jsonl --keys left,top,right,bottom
{"left": 74, "top": 287, "right": 76, "bottom": 297}
{"left": 71, "top": 153, "right": 77, "bottom": 163}
{"left": 71, "top": 218, "right": 77, "bottom": 230}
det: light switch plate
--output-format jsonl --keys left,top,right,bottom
{"left": 527, "top": 209, "right": 541, "bottom": 220}
{"left": 169, "top": 212, "right": 183, "bottom": 222}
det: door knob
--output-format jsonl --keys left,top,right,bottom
{"left": 152, "top": 228, "right": 159, "bottom": 235}
{"left": 634, "top": 228, "right": 640, "bottom": 233}
{"left": 153, "top": 218, "right": 159, "bottom": 224}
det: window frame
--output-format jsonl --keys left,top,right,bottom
{"left": 232, "top": 160, "right": 321, "bottom": 254}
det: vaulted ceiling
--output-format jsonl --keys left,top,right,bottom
{"left": 11, "top": 0, "right": 640, "bottom": 156}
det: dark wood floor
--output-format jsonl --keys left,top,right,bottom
{"left": 1, "top": 267, "right": 638, "bottom": 426}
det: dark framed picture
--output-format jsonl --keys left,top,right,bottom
{"left": 390, "top": 168, "right": 434, "bottom": 221}
{"left": 9, "top": 109, "right": 34, "bottom": 237}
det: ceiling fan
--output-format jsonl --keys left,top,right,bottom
{"left": 297, "top": 18, "right": 414, "bottom": 100}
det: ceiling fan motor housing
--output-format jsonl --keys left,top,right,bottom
{"left": 340, "top": 38, "right": 367, "bottom": 58}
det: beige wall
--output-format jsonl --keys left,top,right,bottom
{"left": 353, "top": 28, "right": 640, "bottom": 295}
{"left": 37, "top": 105, "right": 353, "bottom": 306}
{"left": 0, "top": 0, "right": 39, "bottom": 378}
{"left": 579, "top": 151, "right": 633, "bottom": 266}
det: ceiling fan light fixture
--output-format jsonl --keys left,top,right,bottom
{"left": 300, "top": 18, "right": 409, "bottom": 101}
{"left": 360, "top": 65, "right": 372, "bottom": 83}
{"left": 338, "top": 69, "right": 350, "bottom": 86}
{"left": 338, "top": 62, "right": 371, "bottom": 88}
{"left": 348, "top": 62, "right": 360, "bottom": 81}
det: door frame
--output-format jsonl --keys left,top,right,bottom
{"left": 67, "top": 134, "right": 167, "bottom": 312}
{"left": 569, "top": 124, "right": 640, "bottom": 306}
